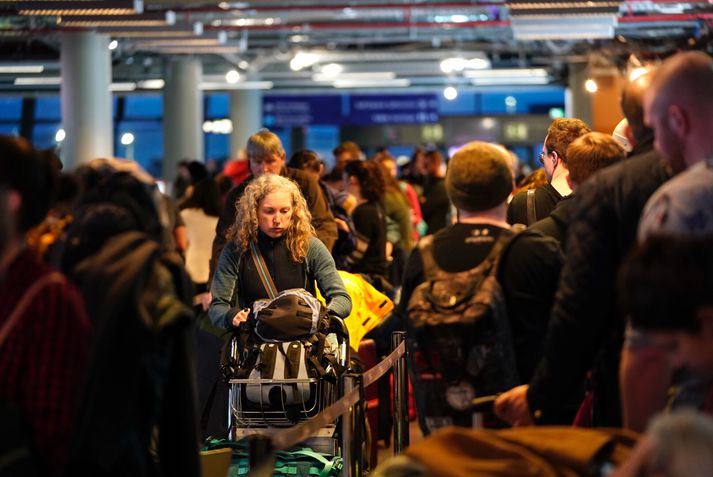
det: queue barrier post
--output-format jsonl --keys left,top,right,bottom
{"left": 391, "top": 331, "right": 409, "bottom": 454}
{"left": 248, "top": 434, "right": 274, "bottom": 477}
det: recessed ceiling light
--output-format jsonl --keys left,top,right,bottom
{"left": 225, "top": 69, "right": 240, "bottom": 84}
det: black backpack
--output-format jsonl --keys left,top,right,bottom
{"left": 405, "top": 226, "right": 523, "bottom": 433}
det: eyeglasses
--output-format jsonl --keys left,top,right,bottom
{"left": 538, "top": 149, "right": 556, "bottom": 165}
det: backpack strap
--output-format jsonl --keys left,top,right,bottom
{"left": 417, "top": 235, "right": 441, "bottom": 281}
{"left": 526, "top": 189, "right": 537, "bottom": 225}
{"left": 249, "top": 241, "right": 278, "bottom": 299}
{"left": 485, "top": 224, "right": 527, "bottom": 278}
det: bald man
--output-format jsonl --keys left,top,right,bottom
{"left": 495, "top": 69, "right": 671, "bottom": 427}
{"left": 643, "top": 51, "right": 713, "bottom": 174}
{"left": 615, "top": 51, "right": 713, "bottom": 432}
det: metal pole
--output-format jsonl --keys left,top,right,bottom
{"left": 227, "top": 384, "right": 234, "bottom": 441}
{"left": 353, "top": 374, "right": 364, "bottom": 477}
{"left": 248, "top": 434, "right": 274, "bottom": 477}
{"left": 341, "top": 373, "right": 363, "bottom": 477}
{"left": 391, "top": 331, "right": 409, "bottom": 454}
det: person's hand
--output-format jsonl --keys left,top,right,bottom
{"left": 334, "top": 217, "right": 350, "bottom": 233}
{"left": 201, "top": 291, "right": 212, "bottom": 312}
{"left": 494, "top": 385, "right": 534, "bottom": 427}
{"left": 232, "top": 308, "right": 250, "bottom": 327}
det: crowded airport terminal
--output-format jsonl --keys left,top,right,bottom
{"left": 1, "top": 1, "right": 713, "bottom": 476}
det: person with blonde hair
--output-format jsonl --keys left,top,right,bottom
{"left": 210, "top": 129, "right": 337, "bottom": 282}
{"left": 209, "top": 174, "right": 351, "bottom": 329}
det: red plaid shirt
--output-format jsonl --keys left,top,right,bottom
{"left": 0, "top": 248, "right": 91, "bottom": 474}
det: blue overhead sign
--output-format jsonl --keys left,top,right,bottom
{"left": 347, "top": 94, "right": 439, "bottom": 125}
{"left": 263, "top": 93, "right": 440, "bottom": 127}
{"left": 263, "top": 95, "right": 342, "bottom": 127}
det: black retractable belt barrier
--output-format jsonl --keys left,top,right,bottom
{"left": 391, "top": 331, "right": 409, "bottom": 454}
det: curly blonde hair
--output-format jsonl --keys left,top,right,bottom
{"left": 227, "top": 174, "right": 315, "bottom": 262}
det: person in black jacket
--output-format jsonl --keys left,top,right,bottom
{"left": 529, "top": 132, "right": 626, "bottom": 249}
{"left": 507, "top": 118, "right": 590, "bottom": 226}
{"left": 495, "top": 71, "right": 671, "bottom": 427}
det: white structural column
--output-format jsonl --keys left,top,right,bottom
{"left": 60, "top": 31, "right": 113, "bottom": 169}
{"left": 229, "top": 89, "right": 262, "bottom": 158}
{"left": 565, "top": 63, "right": 593, "bottom": 127}
{"left": 163, "top": 57, "right": 203, "bottom": 185}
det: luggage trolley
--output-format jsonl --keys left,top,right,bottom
{"left": 225, "top": 315, "right": 351, "bottom": 454}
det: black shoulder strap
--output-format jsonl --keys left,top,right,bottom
{"left": 249, "top": 241, "right": 278, "bottom": 299}
{"left": 486, "top": 224, "right": 526, "bottom": 278}
{"left": 417, "top": 235, "right": 441, "bottom": 281}
{"left": 526, "top": 189, "right": 537, "bottom": 225}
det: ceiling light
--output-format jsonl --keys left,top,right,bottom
{"left": 464, "top": 68, "right": 548, "bottom": 79}
{"left": 289, "top": 52, "right": 318, "bottom": 71}
{"left": 629, "top": 67, "right": 649, "bottom": 82}
{"left": 333, "top": 79, "right": 411, "bottom": 89}
{"left": 467, "top": 69, "right": 550, "bottom": 85}
{"left": 120, "top": 132, "right": 135, "bottom": 146}
{"left": 14, "top": 77, "right": 62, "bottom": 85}
{"left": 110, "top": 82, "right": 137, "bottom": 92}
{"left": 0, "top": 65, "right": 44, "bottom": 73}
{"left": 312, "top": 72, "right": 396, "bottom": 82}
{"left": 18, "top": 0, "right": 143, "bottom": 16}
{"left": 441, "top": 56, "right": 490, "bottom": 73}
{"left": 320, "top": 63, "right": 343, "bottom": 78}
{"left": 55, "top": 129, "right": 65, "bottom": 143}
{"left": 585, "top": 79, "right": 598, "bottom": 93}
{"left": 511, "top": 15, "right": 616, "bottom": 40}
{"left": 108, "top": 40, "right": 119, "bottom": 50}
{"left": 225, "top": 69, "right": 240, "bottom": 84}
{"left": 443, "top": 86, "right": 458, "bottom": 101}
{"left": 203, "top": 119, "right": 233, "bottom": 134}
{"left": 440, "top": 58, "right": 466, "bottom": 73}
{"left": 467, "top": 58, "right": 490, "bottom": 70}
{"left": 238, "top": 61, "right": 249, "bottom": 69}
{"left": 200, "top": 81, "right": 273, "bottom": 90}
{"left": 137, "top": 79, "right": 164, "bottom": 89}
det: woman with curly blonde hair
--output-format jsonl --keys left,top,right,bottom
{"left": 209, "top": 174, "right": 351, "bottom": 329}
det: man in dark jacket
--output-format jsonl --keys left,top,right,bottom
{"left": 210, "top": 130, "right": 337, "bottom": 278}
{"left": 495, "top": 71, "right": 671, "bottom": 427}
{"left": 507, "top": 118, "right": 590, "bottom": 225}
{"left": 529, "top": 132, "right": 627, "bottom": 249}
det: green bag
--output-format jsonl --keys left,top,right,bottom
{"left": 203, "top": 439, "right": 343, "bottom": 477}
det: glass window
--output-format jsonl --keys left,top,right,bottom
{"left": 0, "top": 97, "right": 22, "bottom": 120}
{"left": 117, "top": 120, "right": 163, "bottom": 179}
{"left": 124, "top": 95, "right": 163, "bottom": 119}
{"left": 205, "top": 133, "right": 229, "bottom": 163}
{"left": 35, "top": 97, "right": 61, "bottom": 120}
{"left": 32, "top": 122, "right": 62, "bottom": 150}
{"left": 0, "top": 124, "right": 19, "bottom": 136}
{"left": 304, "top": 125, "right": 339, "bottom": 172}
{"left": 206, "top": 93, "right": 229, "bottom": 118}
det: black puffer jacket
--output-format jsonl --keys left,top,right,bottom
{"left": 527, "top": 141, "right": 671, "bottom": 426}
